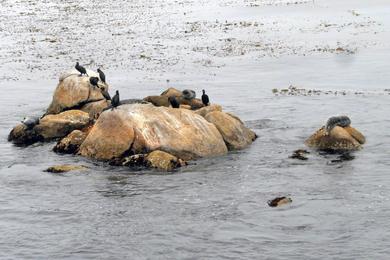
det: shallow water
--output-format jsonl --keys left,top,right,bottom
{"left": 1, "top": 0, "right": 390, "bottom": 259}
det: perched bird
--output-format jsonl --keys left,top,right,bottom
{"left": 168, "top": 96, "right": 180, "bottom": 108}
{"left": 75, "top": 62, "right": 88, "bottom": 76}
{"left": 89, "top": 77, "right": 99, "bottom": 88}
{"left": 201, "top": 89, "right": 209, "bottom": 106}
{"left": 97, "top": 68, "right": 106, "bottom": 83}
{"left": 21, "top": 116, "right": 39, "bottom": 130}
{"left": 101, "top": 89, "right": 111, "bottom": 100}
{"left": 326, "top": 115, "right": 351, "bottom": 133}
{"left": 111, "top": 90, "right": 120, "bottom": 110}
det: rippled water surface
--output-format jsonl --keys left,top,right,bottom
{"left": 1, "top": 0, "right": 390, "bottom": 259}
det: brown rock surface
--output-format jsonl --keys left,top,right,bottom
{"left": 80, "top": 99, "right": 110, "bottom": 118}
{"left": 204, "top": 111, "right": 257, "bottom": 150}
{"left": 8, "top": 124, "right": 42, "bottom": 145}
{"left": 47, "top": 71, "right": 108, "bottom": 115}
{"left": 194, "top": 104, "right": 222, "bottom": 117}
{"left": 35, "top": 110, "right": 91, "bottom": 139}
{"left": 53, "top": 130, "right": 88, "bottom": 154}
{"left": 79, "top": 111, "right": 135, "bottom": 160}
{"left": 160, "top": 87, "right": 182, "bottom": 97}
{"left": 79, "top": 104, "right": 228, "bottom": 161}
{"left": 146, "top": 150, "right": 186, "bottom": 171}
{"left": 305, "top": 126, "right": 364, "bottom": 150}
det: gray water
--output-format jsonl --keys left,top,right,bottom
{"left": 1, "top": 0, "right": 390, "bottom": 259}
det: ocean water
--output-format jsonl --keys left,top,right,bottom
{"left": 0, "top": 0, "right": 390, "bottom": 259}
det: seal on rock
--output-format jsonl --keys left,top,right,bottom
{"left": 168, "top": 96, "right": 180, "bottom": 108}
{"left": 21, "top": 116, "right": 40, "bottom": 129}
{"left": 326, "top": 115, "right": 351, "bottom": 133}
{"left": 201, "top": 89, "right": 210, "bottom": 106}
{"left": 182, "top": 89, "right": 196, "bottom": 100}
{"left": 75, "top": 62, "right": 88, "bottom": 76}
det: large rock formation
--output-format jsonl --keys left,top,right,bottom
{"left": 47, "top": 69, "right": 109, "bottom": 115}
{"left": 205, "top": 111, "right": 257, "bottom": 150}
{"left": 9, "top": 78, "right": 257, "bottom": 170}
{"left": 79, "top": 103, "right": 228, "bottom": 160}
{"left": 305, "top": 125, "right": 365, "bottom": 150}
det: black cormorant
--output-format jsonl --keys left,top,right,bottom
{"left": 97, "top": 68, "right": 106, "bottom": 83}
{"left": 75, "top": 62, "right": 88, "bottom": 76}
{"left": 89, "top": 77, "right": 99, "bottom": 88}
{"left": 111, "top": 90, "right": 120, "bottom": 110}
{"left": 101, "top": 89, "right": 111, "bottom": 100}
{"left": 201, "top": 89, "right": 209, "bottom": 106}
{"left": 168, "top": 96, "right": 180, "bottom": 108}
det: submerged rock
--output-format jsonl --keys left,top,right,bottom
{"left": 204, "top": 111, "right": 257, "bottom": 150}
{"left": 53, "top": 130, "right": 88, "bottom": 154}
{"left": 289, "top": 149, "right": 309, "bottom": 160}
{"left": 45, "top": 164, "right": 87, "bottom": 173}
{"left": 79, "top": 103, "right": 228, "bottom": 161}
{"left": 305, "top": 125, "right": 365, "bottom": 151}
{"left": 47, "top": 71, "right": 108, "bottom": 115}
{"left": 267, "top": 197, "right": 292, "bottom": 207}
{"left": 146, "top": 150, "right": 187, "bottom": 171}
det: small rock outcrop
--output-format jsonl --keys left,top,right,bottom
{"left": 53, "top": 130, "right": 88, "bottom": 154}
{"left": 8, "top": 124, "right": 43, "bottom": 145}
{"left": 204, "top": 111, "right": 257, "bottom": 150}
{"left": 305, "top": 125, "right": 365, "bottom": 151}
{"left": 79, "top": 103, "right": 228, "bottom": 161}
{"left": 145, "top": 150, "right": 187, "bottom": 171}
{"left": 35, "top": 110, "right": 91, "bottom": 139}
{"left": 9, "top": 110, "right": 91, "bottom": 144}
